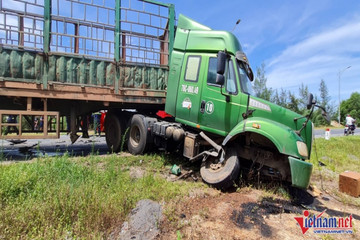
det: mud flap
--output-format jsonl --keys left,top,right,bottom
{"left": 289, "top": 156, "right": 313, "bottom": 189}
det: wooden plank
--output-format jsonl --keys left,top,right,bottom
{"left": 0, "top": 109, "right": 60, "bottom": 139}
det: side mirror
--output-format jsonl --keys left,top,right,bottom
{"left": 217, "top": 51, "right": 227, "bottom": 75}
{"left": 307, "top": 93, "right": 314, "bottom": 110}
{"left": 216, "top": 74, "right": 225, "bottom": 86}
{"left": 246, "top": 64, "right": 254, "bottom": 82}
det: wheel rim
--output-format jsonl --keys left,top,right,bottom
{"left": 130, "top": 125, "right": 140, "bottom": 147}
{"left": 207, "top": 159, "right": 224, "bottom": 173}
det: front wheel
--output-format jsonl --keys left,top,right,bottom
{"left": 200, "top": 148, "right": 240, "bottom": 189}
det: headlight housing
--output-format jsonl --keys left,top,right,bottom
{"left": 297, "top": 141, "right": 308, "bottom": 158}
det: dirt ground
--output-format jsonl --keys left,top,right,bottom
{"left": 158, "top": 175, "right": 360, "bottom": 240}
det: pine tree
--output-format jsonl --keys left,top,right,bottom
{"left": 319, "top": 79, "right": 330, "bottom": 109}
{"left": 253, "top": 63, "right": 273, "bottom": 101}
{"left": 298, "top": 83, "right": 309, "bottom": 113}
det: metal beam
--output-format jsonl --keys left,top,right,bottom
{"left": 168, "top": 4, "right": 175, "bottom": 62}
{"left": 43, "top": 0, "right": 51, "bottom": 54}
{"left": 115, "top": 0, "right": 121, "bottom": 62}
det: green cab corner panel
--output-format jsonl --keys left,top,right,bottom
{"left": 288, "top": 157, "right": 313, "bottom": 189}
{"left": 223, "top": 117, "right": 304, "bottom": 159}
{"left": 177, "top": 14, "right": 211, "bottom": 31}
{"left": 186, "top": 30, "right": 242, "bottom": 56}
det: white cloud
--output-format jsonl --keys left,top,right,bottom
{"left": 267, "top": 16, "right": 360, "bottom": 100}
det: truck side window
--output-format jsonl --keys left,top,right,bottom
{"left": 226, "top": 60, "right": 237, "bottom": 94}
{"left": 185, "top": 56, "right": 201, "bottom": 82}
{"left": 207, "top": 57, "right": 218, "bottom": 85}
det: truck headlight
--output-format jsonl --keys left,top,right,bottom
{"left": 297, "top": 141, "right": 308, "bottom": 158}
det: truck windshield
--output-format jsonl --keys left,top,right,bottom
{"left": 237, "top": 61, "right": 253, "bottom": 95}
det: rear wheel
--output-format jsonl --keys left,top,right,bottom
{"left": 105, "top": 113, "right": 122, "bottom": 152}
{"left": 200, "top": 148, "right": 240, "bottom": 189}
{"left": 128, "top": 114, "right": 148, "bottom": 155}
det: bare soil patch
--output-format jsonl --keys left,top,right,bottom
{"left": 158, "top": 185, "right": 360, "bottom": 240}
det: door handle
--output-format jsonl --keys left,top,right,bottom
{"left": 200, "top": 100, "right": 206, "bottom": 113}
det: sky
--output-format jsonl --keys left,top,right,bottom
{"left": 167, "top": 0, "right": 360, "bottom": 105}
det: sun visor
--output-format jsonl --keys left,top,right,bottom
{"left": 236, "top": 51, "right": 250, "bottom": 65}
{"left": 236, "top": 51, "right": 254, "bottom": 81}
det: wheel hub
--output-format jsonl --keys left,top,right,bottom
{"left": 210, "top": 162, "right": 222, "bottom": 170}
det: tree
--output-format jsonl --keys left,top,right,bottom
{"left": 287, "top": 91, "right": 300, "bottom": 113}
{"left": 253, "top": 63, "right": 273, "bottom": 101}
{"left": 315, "top": 79, "right": 331, "bottom": 125}
{"left": 318, "top": 79, "right": 331, "bottom": 109}
{"left": 340, "top": 92, "right": 360, "bottom": 125}
{"left": 298, "top": 83, "right": 309, "bottom": 114}
{"left": 273, "top": 88, "right": 289, "bottom": 108}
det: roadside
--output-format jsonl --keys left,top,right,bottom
{"left": 1, "top": 136, "right": 360, "bottom": 239}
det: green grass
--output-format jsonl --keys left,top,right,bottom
{"left": 310, "top": 135, "right": 360, "bottom": 207}
{"left": 0, "top": 153, "right": 202, "bottom": 239}
{"left": 311, "top": 136, "right": 360, "bottom": 173}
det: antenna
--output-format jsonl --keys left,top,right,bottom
{"left": 231, "top": 19, "right": 241, "bottom": 32}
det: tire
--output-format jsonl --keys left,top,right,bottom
{"left": 105, "top": 113, "right": 122, "bottom": 152}
{"left": 200, "top": 148, "right": 240, "bottom": 190}
{"left": 128, "top": 114, "right": 148, "bottom": 155}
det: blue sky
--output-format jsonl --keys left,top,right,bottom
{"left": 168, "top": 0, "right": 360, "bottom": 104}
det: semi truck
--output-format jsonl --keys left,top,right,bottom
{"left": 0, "top": 0, "right": 315, "bottom": 189}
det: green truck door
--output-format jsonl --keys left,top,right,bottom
{"left": 198, "top": 56, "right": 242, "bottom": 136}
{"left": 175, "top": 55, "right": 203, "bottom": 124}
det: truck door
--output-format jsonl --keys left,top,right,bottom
{"left": 198, "top": 55, "right": 241, "bottom": 135}
{"left": 175, "top": 54, "right": 203, "bottom": 125}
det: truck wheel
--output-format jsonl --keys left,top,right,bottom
{"left": 200, "top": 148, "right": 240, "bottom": 189}
{"left": 105, "top": 113, "right": 122, "bottom": 152}
{"left": 128, "top": 114, "right": 147, "bottom": 155}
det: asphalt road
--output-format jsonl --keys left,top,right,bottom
{"left": 1, "top": 128, "right": 358, "bottom": 161}
{"left": 314, "top": 128, "right": 359, "bottom": 138}
{"left": 0, "top": 134, "right": 109, "bottom": 161}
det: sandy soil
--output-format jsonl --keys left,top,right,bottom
{"left": 158, "top": 178, "right": 360, "bottom": 240}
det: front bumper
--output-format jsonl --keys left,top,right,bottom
{"left": 288, "top": 156, "right": 313, "bottom": 189}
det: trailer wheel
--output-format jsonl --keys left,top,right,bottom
{"left": 105, "top": 113, "right": 122, "bottom": 152}
{"left": 128, "top": 114, "right": 147, "bottom": 155}
{"left": 200, "top": 148, "right": 240, "bottom": 189}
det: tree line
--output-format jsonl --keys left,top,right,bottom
{"left": 252, "top": 63, "right": 359, "bottom": 126}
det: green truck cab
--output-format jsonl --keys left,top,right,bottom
{"left": 165, "top": 15, "right": 313, "bottom": 189}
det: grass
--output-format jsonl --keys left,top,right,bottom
{"left": 310, "top": 135, "right": 360, "bottom": 207}
{"left": 0, "top": 153, "right": 202, "bottom": 239}
{"left": 311, "top": 135, "right": 360, "bottom": 173}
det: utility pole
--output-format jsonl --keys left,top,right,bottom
{"left": 338, "top": 66, "right": 351, "bottom": 124}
